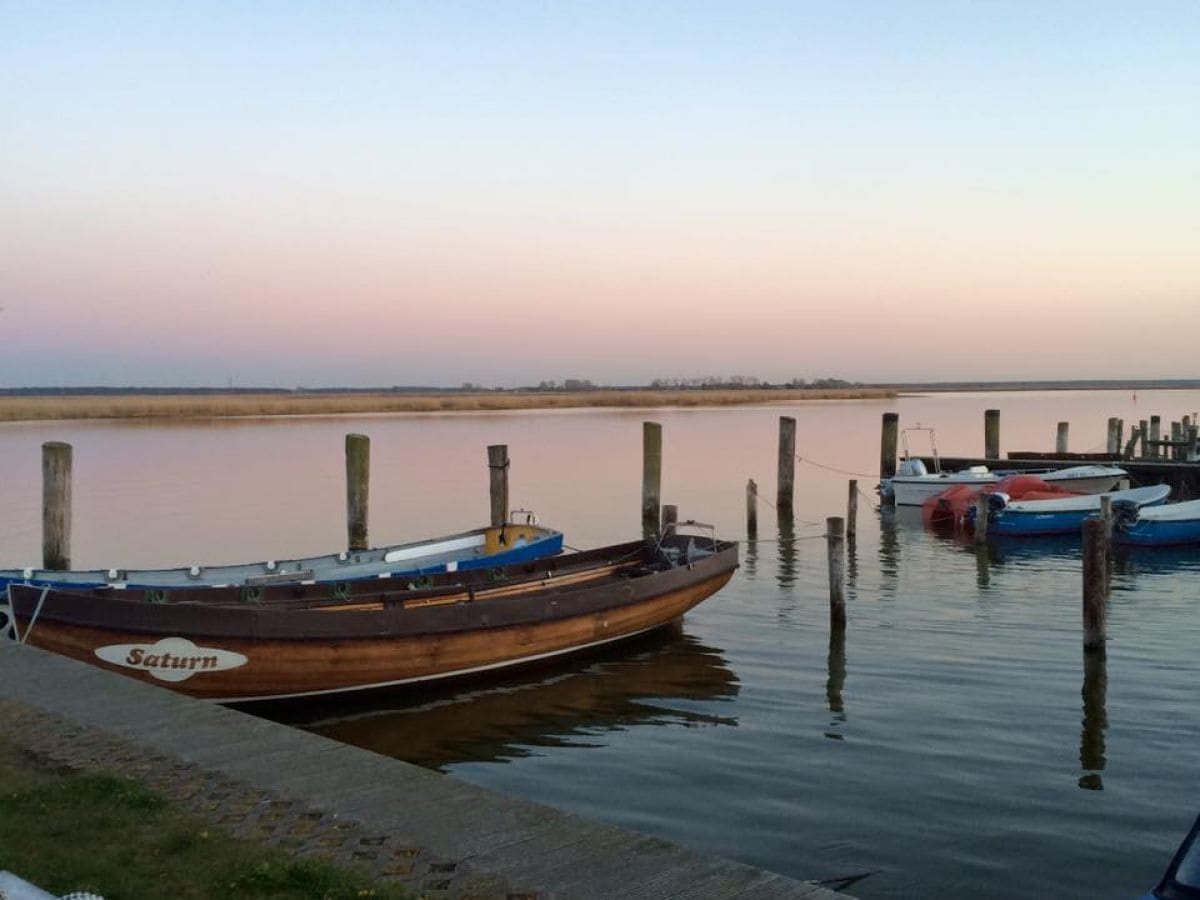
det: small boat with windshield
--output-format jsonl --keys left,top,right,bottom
{"left": 881, "top": 425, "right": 1126, "bottom": 506}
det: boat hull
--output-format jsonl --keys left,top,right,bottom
{"left": 5, "top": 539, "right": 738, "bottom": 702}
{"left": 1115, "top": 499, "right": 1200, "bottom": 546}
{"left": 988, "top": 485, "right": 1171, "bottom": 536}
{"left": 890, "top": 466, "right": 1125, "bottom": 507}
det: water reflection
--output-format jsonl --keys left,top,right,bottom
{"left": 776, "top": 510, "right": 797, "bottom": 590}
{"left": 268, "top": 631, "right": 738, "bottom": 771}
{"left": 878, "top": 505, "right": 900, "bottom": 591}
{"left": 1079, "top": 649, "right": 1108, "bottom": 791}
{"left": 825, "top": 627, "right": 847, "bottom": 741}
{"left": 744, "top": 536, "right": 759, "bottom": 581}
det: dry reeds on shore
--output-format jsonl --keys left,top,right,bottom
{"left": 0, "top": 388, "right": 895, "bottom": 423}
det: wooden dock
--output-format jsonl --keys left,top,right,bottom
{"left": 0, "top": 642, "right": 852, "bottom": 899}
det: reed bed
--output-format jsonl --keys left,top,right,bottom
{"left": 0, "top": 388, "right": 894, "bottom": 422}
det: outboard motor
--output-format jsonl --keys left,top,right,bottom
{"left": 987, "top": 491, "right": 1010, "bottom": 514}
{"left": 1111, "top": 498, "right": 1140, "bottom": 531}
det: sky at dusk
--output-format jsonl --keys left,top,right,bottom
{"left": 2, "top": 2, "right": 1198, "bottom": 387}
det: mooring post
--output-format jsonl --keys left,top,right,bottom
{"left": 1100, "top": 495, "right": 1113, "bottom": 595}
{"left": 1116, "top": 419, "right": 1125, "bottom": 454}
{"left": 1171, "top": 421, "right": 1182, "bottom": 461}
{"left": 487, "top": 444, "right": 509, "bottom": 528}
{"left": 661, "top": 504, "right": 678, "bottom": 537}
{"left": 972, "top": 492, "right": 989, "bottom": 545}
{"left": 880, "top": 412, "right": 899, "bottom": 486}
{"left": 345, "top": 433, "right": 370, "bottom": 552}
{"left": 777, "top": 416, "right": 796, "bottom": 513}
{"left": 846, "top": 480, "right": 858, "bottom": 539}
{"left": 1138, "top": 420, "right": 1149, "bottom": 458}
{"left": 1056, "top": 421, "right": 1070, "bottom": 454}
{"left": 984, "top": 409, "right": 1000, "bottom": 460}
{"left": 1188, "top": 425, "right": 1200, "bottom": 462}
{"left": 1106, "top": 418, "right": 1120, "bottom": 455}
{"left": 642, "top": 421, "right": 662, "bottom": 537}
{"left": 42, "top": 441, "right": 73, "bottom": 570}
{"left": 746, "top": 478, "right": 758, "bottom": 539}
{"left": 1082, "top": 517, "right": 1108, "bottom": 650}
{"left": 827, "top": 516, "right": 846, "bottom": 629}
{"left": 1149, "top": 416, "right": 1161, "bottom": 459}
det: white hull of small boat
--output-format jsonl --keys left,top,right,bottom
{"left": 887, "top": 464, "right": 1126, "bottom": 506}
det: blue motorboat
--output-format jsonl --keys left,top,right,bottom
{"left": 1140, "top": 814, "right": 1200, "bottom": 899}
{"left": 981, "top": 484, "right": 1171, "bottom": 537}
{"left": 1115, "top": 498, "right": 1200, "bottom": 547}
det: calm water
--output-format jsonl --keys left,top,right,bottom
{"left": 2, "top": 389, "right": 1198, "bottom": 899}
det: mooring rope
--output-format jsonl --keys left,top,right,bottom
{"left": 795, "top": 454, "right": 877, "bottom": 479}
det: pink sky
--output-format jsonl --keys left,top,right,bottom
{"left": 2, "top": 3, "right": 1197, "bottom": 387}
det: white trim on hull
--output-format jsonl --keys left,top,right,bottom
{"left": 889, "top": 466, "right": 1125, "bottom": 506}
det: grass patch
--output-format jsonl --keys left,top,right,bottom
{"left": 0, "top": 738, "right": 410, "bottom": 900}
{"left": 0, "top": 388, "right": 895, "bottom": 422}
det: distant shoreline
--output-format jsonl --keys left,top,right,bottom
{"left": 0, "top": 388, "right": 895, "bottom": 422}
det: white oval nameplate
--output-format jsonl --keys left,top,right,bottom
{"left": 95, "top": 637, "right": 248, "bottom": 682}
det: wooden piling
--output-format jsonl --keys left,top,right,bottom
{"left": 972, "top": 492, "right": 989, "bottom": 545}
{"left": 642, "top": 422, "right": 662, "bottom": 536}
{"left": 984, "top": 409, "right": 1000, "bottom": 460}
{"left": 345, "top": 434, "right": 370, "bottom": 552}
{"left": 1149, "top": 416, "right": 1161, "bottom": 459}
{"left": 846, "top": 480, "right": 858, "bottom": 539}
{"left": 1056, "top": 421, "right": 1070, "bottom": 454}
{"left": 745, "top": 478, "right": 758, "bottom": 539}
{"left": 42, "top": 441, "right": 72, "bottom": 571}
{"left": 1106, "top": 418, "right": 1120, "bottom": 455}
{"left": 487, "top": 444, "right": 509, "bottom": 528}
{"left": 880, "top": 412, "right": 899, "bottom": 485}
{"left": 1138, "top": 420, "right": 1149, "bottom": 458}
{"left": 661, "top": 504, "right": 678, "bottom": 537}
{"left": 1082, "top": 517, "right": 1108, "bottom": 651}
{"left": 1122, "top": 428, "right": 1140, "bottom": 459}
{"left": 1171, "top": 421, "right": 1183, "bottom": 461}
{"left": 827, "top": 517, "right": 846, "bottom": 628}
{"left": 1188, "top": 425, "right": 1200, "bottom": 462}
{"left": 1099, "top": 495, "right": 1113, "bottom": 596}
{"left": 777, "top": 416, "right": 796, "bottom": 512}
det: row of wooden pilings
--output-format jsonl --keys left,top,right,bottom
{"left": 35, "top": 436, "right": 517, "bottom": 571}
{"left": 1104, "top": 414, "right": 1200, "bottom": 460}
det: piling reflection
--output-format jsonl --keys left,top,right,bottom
{"left": 825, "top": 627, "right": 847, "bottom": 741}
{"left": 744, "top": 536, "right": 759, "bottom": 581}
{"left": 1079, "top": 648, "right": 1108, "bottom": 791}
{"left": 776, "top": 510, "right": 797, "bottom": 590}
{"left": 269, "top": 631, "right": 738, "bottom": 771}
{"left": 878, "top": 505, "right": 900, "bottom": 593}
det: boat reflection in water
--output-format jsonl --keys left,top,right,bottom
{"left": 266, "top": 629, "right": 738, "bottom": 771}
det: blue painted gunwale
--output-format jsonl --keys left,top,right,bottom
{"left": 0, "top": 525, "right": 563, "bottom": 592}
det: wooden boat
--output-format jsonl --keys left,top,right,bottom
{"left": 1139, "top": 813, "right": 1200, "bottom": 900}
{"left": 981, "top": 484, "right": 1171, "bottom": 536}
{"left": 880, "top": 426, "right": 1126, "bottom": 505}
{"left": 2, "top": 534, "right": 738, "bottom": 703}
{"left": 0, "top": 521, "right": 562, "bottom": 592}
{"left": 1114, "top": 498, "right": 1200, "bottom": 546}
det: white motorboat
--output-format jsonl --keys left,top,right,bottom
{"left": 880, "top": 426, "right": 1126, "bottom": 506}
